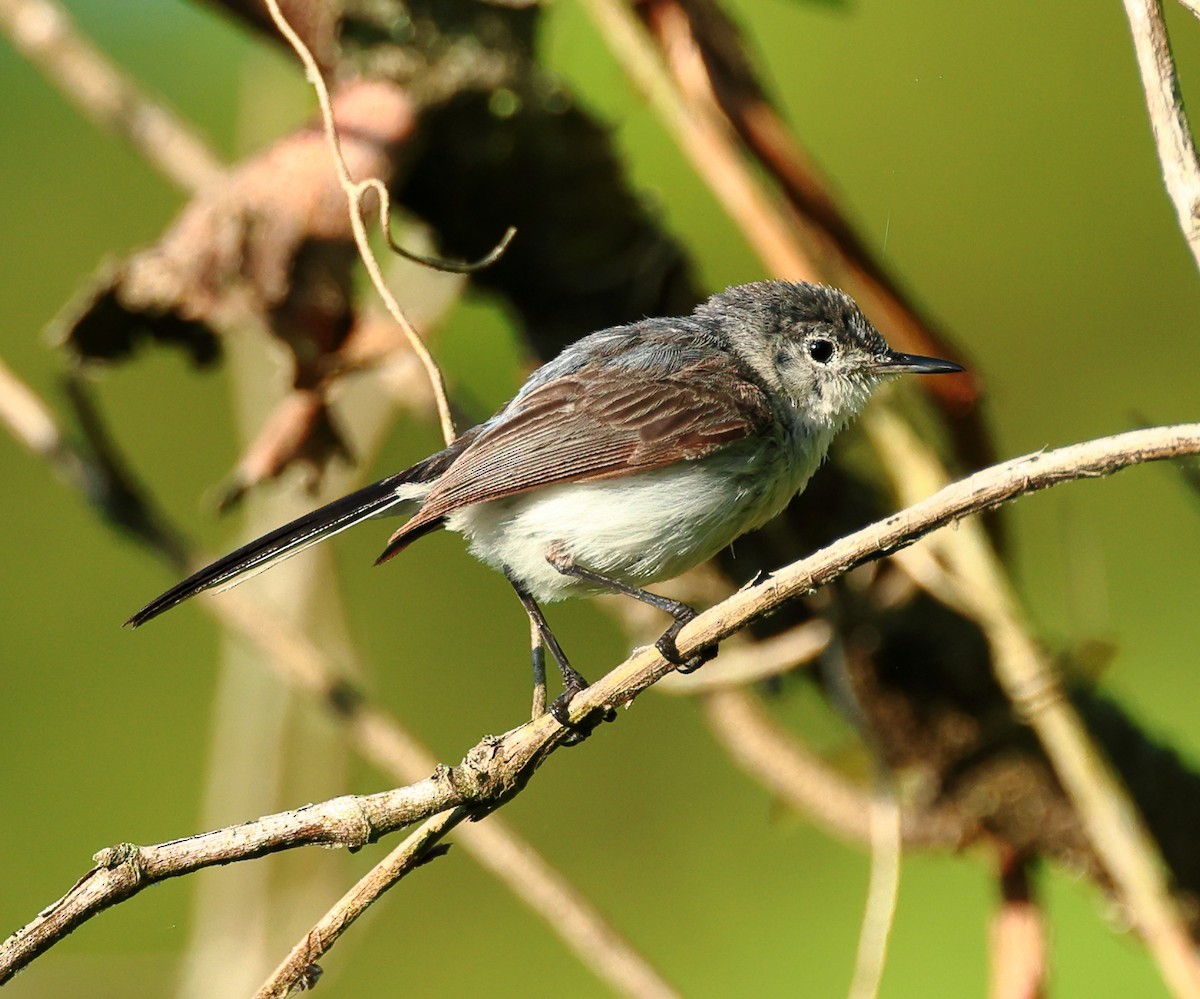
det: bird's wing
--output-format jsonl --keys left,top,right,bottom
{"left": 379, "top": 354, "right": 773, "bottom": 559}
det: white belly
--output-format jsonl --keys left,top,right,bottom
{"left": 445, "top": 431, "right": 823, "bottom": 602}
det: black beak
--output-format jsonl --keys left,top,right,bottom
{"left": 872, "top": 350, "right": 964, "bottom": 375}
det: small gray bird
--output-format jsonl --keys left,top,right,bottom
{"left": 128, "top": 281, "right": 962, "bottom": 716}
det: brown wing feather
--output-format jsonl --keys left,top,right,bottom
{"left": 381, "top": 355, "right": 772, "bottom": 557}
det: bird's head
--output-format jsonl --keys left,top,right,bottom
{"left": 701, "top": 281, "right": 963, "bottom": 432}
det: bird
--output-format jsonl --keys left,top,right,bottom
{"left": 127, "top": 280, "right": 963, "bottom": 720}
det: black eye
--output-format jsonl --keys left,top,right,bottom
{"left": 807, "top": 338, "right": 835, "bottom": 364}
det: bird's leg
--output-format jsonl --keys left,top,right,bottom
{"left": 545, "top": 548, "right": 718, "bottom": 674}
{"left": 506, "top": 575, "right": 611, "bottom": 738}
{"left": 528, "top": 616, "right": 547, "bottom": 721}
{"left": 508, "top": 580, "right": 587, "bottom": 708}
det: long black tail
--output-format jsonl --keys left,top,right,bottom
{"left": 125, "top": 472, "right": 424, "bottom": 628}
{"left": 126, "top": 429, "right": 481, "bottom": 628}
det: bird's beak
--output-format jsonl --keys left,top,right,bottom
{"left": 871, "top": 350, "right": 964, "bottom": 375}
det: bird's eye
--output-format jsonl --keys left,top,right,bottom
{"left": 807, "top": 338, "right": 835, "bottom": 364}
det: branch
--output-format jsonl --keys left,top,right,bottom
{"left": 701, "top": 688, "right": 966, "bottom": 848}
{"left": 0, "top": 362, "right": 680, "bottom": 997}
{"left": 655, "top": 619, "right": 831, "bottom": 694}
{"left": 581, "top": 0, "right": 819, "bottom": 282}
{"left": 1123, "top": 0, "right": 1200, "bottom": 270}
{"left": 862, "top": 408, "right": 1200, "bottom": 997}
{"left": 0, "top": 783, "right": 469, "bottom": 983}
{"left": 0, "top": 361, "right": 188, "bottom": 569}
{"left": 848, "top": 787, "right": 902, "bottom": 999}
{"left": 0, "top": 0, "right": 223, "bottom": 193}
{"left": 254, "top": 808, "right": 469, "bottom": 999}
{"left": 648, "top": 424, "right": 1200, "bottom": 668}
{"left": 9, "top": 421, "right": 1196, "bottom": 984}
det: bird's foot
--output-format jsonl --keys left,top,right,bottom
{"left": 655, "top": 615, "right": 718, "bottom": 674}
{"left": 549, "top": 675, "right": 616, "bottom": 746}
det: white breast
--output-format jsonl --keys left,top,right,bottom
{"left": 446, "top": 423, "right": 827, "bottom": 602}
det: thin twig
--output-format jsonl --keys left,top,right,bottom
{"left": 254, "top": 808, "right": 469, "bottom": 999}
{"left": 989, "top": 857, "right": 1046, "bottom": 999}
{"left": 375, "top": 213, "right": 518, "bottom": 275}
{"left": 0, "top": 0, "right": 223, "bottom": 193}
{"left": 531, "top": 616, "right": 548, "bottom": 719}
{"left": 0, "top": 359, "right": 88, "bottom": 492}
{"left": 582, "top": 0, "right": 818, "bottom": 281}
{"left": 701, "top": 688, "right": 964, "bottom": 848}
{"left": 848, "top": 787, "right": 902, "bottom": 999}
{"left": 60, "top": 375, "right": 190, "bottom": 570}
{"left": 1123, "top": 0, "right": 1200, "bottom": 270}
{"left": 0, "top": 362, "right": 188, "bottom": 569}
{"left": 260, "top": 0, "right": 457, "bottom": 445}
{"left": 821, "top": 627, "right": 905, "bottom": 999}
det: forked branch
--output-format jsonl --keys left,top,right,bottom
{"left": 3, "top": 422, "right": 1197, "bottom": 986}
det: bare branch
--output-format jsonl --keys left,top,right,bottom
{"left": 0, "top": 783, "right": 464, "bottom": 982}
{"left": 0, "top": 363, "right": 681, "bottom": 999}
{"left": 701, "top": 688, "right": 966, "bottom": 848}
{"left": 3, "top": 406, "right": 1197, "bottom": 984}
{"left": 646, "top": 424, "right": 1200, "bottom": 672}
{"left": 1123, "top": 0, "right": 1200, "bottom": 270}
{"left": 0, "top": 0, "right": 223, "bottom": 193}
{"left": 376, "top": 218, "right": 518, "bottom": 276}
{"left": 530, "top": 615, "right": 549, "bottom": 719}
{"left": 0, "top": 361, "right": 188, "bottom": 567}
{"left": 655, "top": 620, "right": 831, "bottom": 694}
{"left": 254, "top": 808, "right": 469, "bottom": 999}
{"left": 862, "top": 408, "right": 1200, "bottom": 998}
{"left": 0, "top": 359, "right": 87, "bottom": 493}
{"left": 581, "top": 0, "right": 819, "bottom": 281}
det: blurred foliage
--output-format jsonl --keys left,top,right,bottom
{"left": 1, "top": 0, "right": 1198, "bottom": 996}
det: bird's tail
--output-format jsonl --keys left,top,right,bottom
{"left": 126, "top": 469, "right": 431, "bottom": 628}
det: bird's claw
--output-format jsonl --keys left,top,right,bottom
{"left": 655, "top": 619, "right": 718, "bottom": 674}
{"left": 549, "top": 684, "right": 616, "bottom": 745}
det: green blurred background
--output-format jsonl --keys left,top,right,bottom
{"left": 2, "top": 1, "right": 1199, "bottom": 996}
